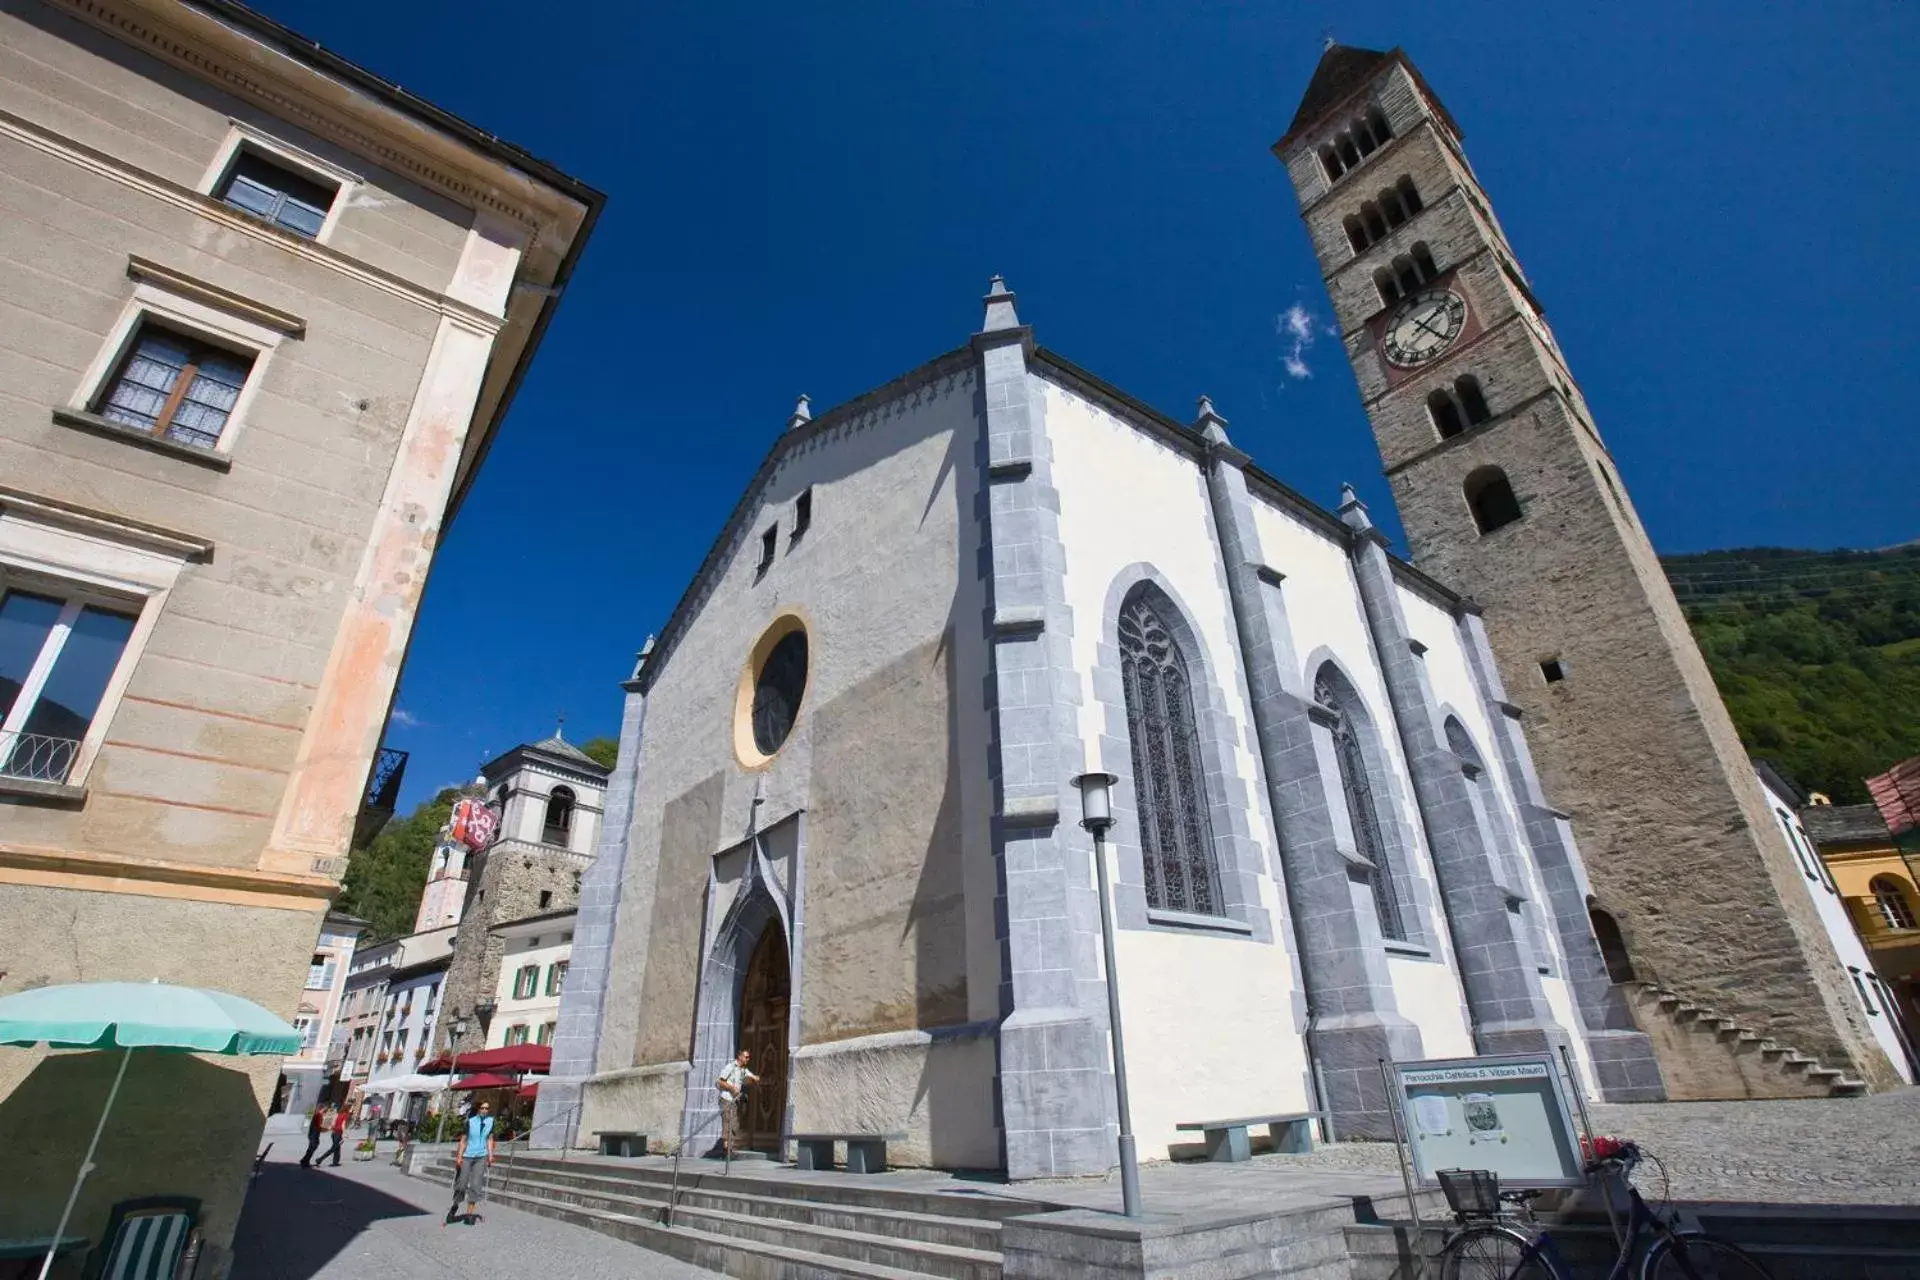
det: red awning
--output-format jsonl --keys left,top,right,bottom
{"left": 420, "top": 1044, "right": 552, "bottom": 1075}
{"left": 516, "top": 1082, "right": 540, "bottom": 1101}
{"left": 450, "top": 1072, "right": 520, "bottom": 1090}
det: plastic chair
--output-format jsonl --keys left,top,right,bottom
{"left": 83, "top": 1196, "right": 199, "bottom": 1280}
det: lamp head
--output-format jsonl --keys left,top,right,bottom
{"left": 1071, "top": 771, "right": 1119, "bottom": 836}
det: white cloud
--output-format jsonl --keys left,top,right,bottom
{"left": 389, "top": 707, "right": 421, "bottom": 729}
{"left": 1277, "top": 302, "right": 1320, "bottom": 381}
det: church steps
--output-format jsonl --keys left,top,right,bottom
{"left": 469, "top": 1159, "right": 1006, "bottom": 1250}
{"left": 416, "top": 1151, "right": 1022, "bottom": 1280}
{"left": 483, "top": 1189, "right": 944, "bottom": 1280}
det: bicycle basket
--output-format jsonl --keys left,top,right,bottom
{"left": 1437, "top": 1168, "right": 1501, "bottom": 1217}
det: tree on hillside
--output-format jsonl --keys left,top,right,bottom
{"left": 336, "top": 788, "right": 459, "bottom": 940}
{"left": 580, "top": 736, "right": 619, "bottom": 769}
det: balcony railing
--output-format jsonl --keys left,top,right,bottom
{"left": 0, "top": 731, "right": 81, "bottom": 784}
{"left": 352, "top": 746, "right": 409, "bottom": 848}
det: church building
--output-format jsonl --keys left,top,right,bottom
{"left": 534, "top": 45, "right": 1899, "bottom": 1178}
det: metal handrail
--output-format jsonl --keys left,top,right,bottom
{"left": 664, "top": 1110, "right": 726, "bottom": 1228}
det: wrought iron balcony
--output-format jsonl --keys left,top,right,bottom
{"left": 351, "top": 745, "right": 409, "bottom": 847}
{"left": 0, "top": 731, "right": 81, "bottom": 784}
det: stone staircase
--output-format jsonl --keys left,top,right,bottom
{"left": 1625, "top": 981, "right": 1868, "bottom": 1099}
{"left": 414, "top": 1149, "right": 1039, "bottom": 1280}
{"left": 412, "top": 1149, "right": 1447, "bottom": 1280}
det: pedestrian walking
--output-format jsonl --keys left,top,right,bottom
{"left": 324, "top": 1104, "right": 348, "bottom": 1167}
{"left": 716, "top": 1049, "right": 760, "bottom": 1157}
{"left": 298, "top": 1104, "right": 325, "bottom": 1167}
{"left": 447, "top": 1101, "right": 496, "bottom": 1226}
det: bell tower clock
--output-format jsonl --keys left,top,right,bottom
{"left": 1273, "top": 45, "right": 1897, "bottom": 1097}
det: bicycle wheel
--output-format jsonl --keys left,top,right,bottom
{"left": 1440, "top": 1224, "right": 1557, "bottom": 1280}
{"left": 1640, "top": 1233, "right": 1772, "bottom": 1280}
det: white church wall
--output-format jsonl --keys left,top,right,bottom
{"left": 585, "top": 362, "right": 1002, "bottom": 1160}
{"left": 1043, "top": 378, "right": 1309, "bottom": 1157}
{"left": 1246, "top": 499, "right": 1475, "bottom": 1058}
{"left": 1756, "top": 773, "right": 1913, "bottom": 1083}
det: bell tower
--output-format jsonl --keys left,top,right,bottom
{"left": 1275, "top": 46, "right": 1897, "bottom": 1093}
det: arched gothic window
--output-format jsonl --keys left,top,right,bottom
{"left": 543, "top": 785, "right": 575, "bottom": 846}
{"left": 1873, "top": 876, "right": 1918, "bottom": 931}
{"left": 1315, "top": 668, "right": 1407, "bottom": 940}
{"left": 1118, "top": 587, "right": 1221, "bottom": 916}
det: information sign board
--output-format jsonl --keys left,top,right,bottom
{"left": 1390, "top": 1052, "right": 1585, "bottom": 1188}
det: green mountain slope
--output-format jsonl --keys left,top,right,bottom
{"left": 1665, "top": 545, "right": 1920, "bottom": 804}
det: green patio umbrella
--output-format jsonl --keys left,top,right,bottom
{"left": 0, "top": 980, "right": 301, "bottom": 1280}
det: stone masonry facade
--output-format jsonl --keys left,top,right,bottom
{"left": 1278, "top": 46, "right": 1896, "bottom": 1092}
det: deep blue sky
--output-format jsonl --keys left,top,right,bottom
{"left": 256, "top": 1, "right": 1919, "bottom": 807}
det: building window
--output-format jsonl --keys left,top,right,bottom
{"left": 1848, "top": 967, "right": 1881, "bottom": 1016}
{"left": 756, "top": 525, "right": 777, "bottom": 578}
{"left": 546, "top": 962, "right": 568, "bottom": 997}
{"left": 0, "top": 589, "right": 137, "bottom": 785}
{"left": 542, "top": 786, "right": 575, "bottom": 846}
{"left": 513, "top": 965, "right": 540, "bottom": 1000}
{"left": 306, "top": 954, "right": 331, "bottom": 989}
{"left": 94, "top": 324, "right": 252, "bottom": 451}
{"left": 1426, "top": 376, "right": 1492, "bottom": 441}
{"left": 505, "top": 1024, "right": 530, "bottom": 1046}
{"left": 1118, "top": 585, "right": 1222, "bottom": 917}
{"left": 1589, "top": 904, "right": 1636, "bottom": 983}
{"left": 1873, "top": 876, "right": 1918, "bottom": 930}
{"left": 1318, "top": 105, "right": 1394, "bottom": 182}
{"left": 1464, "top": 466, "right": 1523, "bottom": 534}
{"left": 1540, "top": 658, "right": 1569, "bottom": 684}
{"left": 538, "top": 890, "right": 553, "bottom": 910}
{"left": 1375, "top": 244, "right": 1440, "bottom": 307}
{"left": 215, "top": 150, "right": 339, "bottom": 239}
{"left": 751, "top": 627, "right": 808, "bottom": 756}
{"left": 536, "top": 1022, "right": 556, "bottom": 1046}
{"left": 792, "top": 488, "right": 813, "bottom": 542}
{"left": 295, "top": 1017, "right": 317, "bottom": 1050}
{"left": 1316, "top": 667, "right": 1407, "bottom": 941}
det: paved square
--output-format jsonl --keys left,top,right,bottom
{"left": 231, "top": 1141, "right": 718, "bottom": 1280}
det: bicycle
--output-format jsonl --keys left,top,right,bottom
{"left": 1435, "top": 1140, "right": 1771, "bottom": 1279}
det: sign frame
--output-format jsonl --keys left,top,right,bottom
{"left": 1388, "top": 1051, "right": 1587, "bottom": 1189}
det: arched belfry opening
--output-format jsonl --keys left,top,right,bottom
{"left": 1589, "top": 901, "right": 1636, "bottom": 985}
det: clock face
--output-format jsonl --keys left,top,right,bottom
{"left": 1382, "top": 289, "right": 1467, "bottom": 368}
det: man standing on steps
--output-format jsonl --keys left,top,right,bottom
{"left": 716, "top": 1049, "right": 759, "bottom": 1157}
{"left": 447, "top": 1101, "right": 496, "bottom": 1226}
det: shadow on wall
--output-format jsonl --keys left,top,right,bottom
{"left": 0, "top": 1052, "right": 264, "bottom": 1265}
{"left": 230, "top": 1164, "right": 424, "bottom": 1279}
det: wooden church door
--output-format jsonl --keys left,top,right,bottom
{"left": 738, "top": 922, "right": 790, "bottom": 1151}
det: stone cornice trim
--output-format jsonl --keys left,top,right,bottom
{"left": 0, "top": 839, "right": 334, "bottom": 910}
{"left": 0, "top": 484, "right": 215, "bottom": 561}
{"left": 127, "top": 255, "right": 307, "bottom": 335}
{"left": 0, "top": 107, "right": 503, "bottom": 333}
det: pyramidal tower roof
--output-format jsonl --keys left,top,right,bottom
{"left": 1286, "top": 43, "right": 1393, "bottom": 138}
{"left": 1276, "top": 43, "right": 1461, "bottom": 152}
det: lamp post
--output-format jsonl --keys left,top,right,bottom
{"left": 1072, "top": 770, "right": 1141, "bottom": 1218}
{"left": 439, "top": 1014, "right": 469, "bottom": 1143}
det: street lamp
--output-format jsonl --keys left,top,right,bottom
{"left": 1072, "top": 770, "right": 1141, "bottom": 1218}
{"left": 439, "top": 1014, "right": 470, "bottom": 1143}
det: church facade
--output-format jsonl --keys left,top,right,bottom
{"left": 535, "top": 44, "right": 1899, "bottom": 1178}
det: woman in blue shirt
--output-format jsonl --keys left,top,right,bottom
{"left": 449, "top": 1101, "right": 496, "bottom": 1225}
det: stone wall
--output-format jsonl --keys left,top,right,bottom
{"left": 438, "top": 843, "right": 584, "bottom": 1055}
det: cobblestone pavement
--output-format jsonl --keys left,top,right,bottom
{"left": 230, "top": 1140, "right": 718, "bottom": 1280}
{"left": 1237, "top": 1090, "right": 1920, "bottom": 1206}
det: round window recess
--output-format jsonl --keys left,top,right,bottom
{"left": 736, "top": 617, "right": 809, "bottom": 765}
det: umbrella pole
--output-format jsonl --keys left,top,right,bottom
{"left": 40, "top": 1045, "right": 133, "bottom": 1280}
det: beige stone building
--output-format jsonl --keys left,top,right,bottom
{"left": 0, "top": 0, "right": 599, "bottom": 1271}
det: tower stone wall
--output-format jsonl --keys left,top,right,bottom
{"left": 1278, "top": 46, "right": 1898, "bottom": 1091}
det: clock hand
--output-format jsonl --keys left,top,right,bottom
{"left": 1411, "top": 313, "right": 1449, "bottom": 341}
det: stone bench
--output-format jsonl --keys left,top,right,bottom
{"left": 593, "top": 1130, "right": 648, "bottom": 1158}
{"left": 1175, "top": 1111, "right": 1323, "bottom": 1163}
{"left": 789, "top": 1131, "right": 906, "bottom": 1174}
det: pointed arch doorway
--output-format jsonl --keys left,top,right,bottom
{"left": 737, "top": 921, "right": 790, "bottom": 1151}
